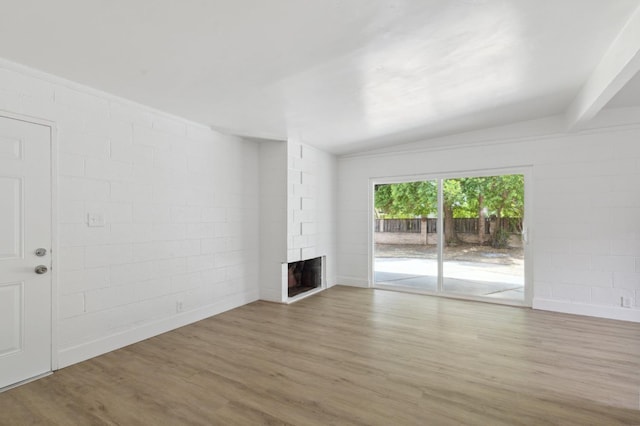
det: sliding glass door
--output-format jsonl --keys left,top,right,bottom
{"left": 373, "top": 171, "right": 527, "bottom": 305}
{"left": 373, "top": 180, "right": 439, "bottom": 292}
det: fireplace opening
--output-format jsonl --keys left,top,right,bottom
{"left": 287, "top": 256, "right": 322, "bottom": 298}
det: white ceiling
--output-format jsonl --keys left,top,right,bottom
{"left": 0, "top": 0, "right": 639, "bottom": 154}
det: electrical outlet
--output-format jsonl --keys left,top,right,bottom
{"left": 621, "top": 297, "right": 632, "bottom": 308}
{"left": 176, "top": 301, "right": 183, "bottom": 313}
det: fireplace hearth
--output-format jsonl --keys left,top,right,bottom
{"left": 287, "top": 257, "right": 322, "bottom": 297}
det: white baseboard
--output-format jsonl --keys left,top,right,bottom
{"left": 336, "top": 276, "right": 369, "bottom": 288}
{"left": 57, "top": 291, "right": 259, "bottom": 369}
{"left": 533, "top": 298, "right": 640, "bottom": 323}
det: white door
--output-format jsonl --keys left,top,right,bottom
{"left": 0, "top": 115, "right": 52, "bottom": 389}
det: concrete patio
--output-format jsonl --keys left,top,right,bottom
{"left": 374, "top": 244, "right": 524, "bottom": 300}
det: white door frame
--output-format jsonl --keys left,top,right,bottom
{"left": 369, "top": 165, "right": 533, "bottom": 307}
{"left": 0, "top": 110, "right": 58, "bottom": 372}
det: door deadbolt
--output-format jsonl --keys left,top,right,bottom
{"left": 35, "top": 265, "right": 48, "bottom": 274}
{"left": 35, "top": 248, "right": 47, "bottom": 257}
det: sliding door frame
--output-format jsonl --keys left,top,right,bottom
{"left": 369, "top": 166, "right": 533, "bottom": 307}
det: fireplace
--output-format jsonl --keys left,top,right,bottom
{"left": 287, "top": 256, "right": 323, "bottom": 298}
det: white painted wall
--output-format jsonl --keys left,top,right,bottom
{"left": 337, "top": 114, "right": 640, "bottom": 322}
{"left": 0, "top": 60, "right": 260, "bottom": 367}
{"left": 259, "top": 141, "right": 288, "bottom": 302}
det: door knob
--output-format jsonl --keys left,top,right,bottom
{"left": 35, "top": 265, "right": 48, "bottom": 274}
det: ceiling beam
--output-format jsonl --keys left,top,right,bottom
{"left": 566, "top": 5, "right": 640, "bottom": 129}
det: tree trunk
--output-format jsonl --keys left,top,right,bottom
{"left": 478, "top": 194, "right": 486, "bottom": 244}
{"left": 443, "top": 203, "right": 457, "bottom": 246}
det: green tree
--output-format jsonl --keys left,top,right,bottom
{"left": 374, "top": 175, "right": 524, "bottom": 245}
{"left": 374, "top": 181, "right": 437, "bottom": 218}
{"left": 457, "top": 175, "right": 524, "bottom": 242}
{"left": 484, "top": 174, "right": 524, "bottom": 219}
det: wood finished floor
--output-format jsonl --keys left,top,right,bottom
{"left": 2, "top": 286, "right": 640, "bottom": 425}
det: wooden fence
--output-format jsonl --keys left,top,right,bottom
{"left": 375, "top": 218, "right": 422, "bottom": 233}
{"left": 375, "top": 218, "right": 522, "bottom": 234}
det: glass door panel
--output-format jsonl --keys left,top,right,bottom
{"left": 442, "top": 175, "right": 524, "bottom": 302}
{"left": 373, "top": 180, "right": 438, "bottom": 292}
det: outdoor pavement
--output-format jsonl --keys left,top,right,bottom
{"left": 374, "top": 257, "right": 524, "bottom": 300}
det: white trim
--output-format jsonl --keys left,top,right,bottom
{"left": 58, "top": 291, "right": 259, "bottom": 368}
{"left": 437, "top": 179, "right": 443, "bottom": 292}
{"left": 522, "top": 167, "right": 534, "bottom": 307}
{"left": 533, "top": 298, "right": 640, "bottom": 323}
{"left": 286, "top": 287, "right": 325, "bottom": 304}
{"left": 0, "top": 111, "right": 58, "bottom": 374}
{"left": 0, "top": 372, "right": 53, "bottom": 394}
{"left": 339, "top": 117, "right": 564, "bottom": 159}
{"left": 367, "top": 179, "right": 375, "bottom": 288}
{"left": 374, "top": 284, "right": 529, "bottom": 308}
{"left": 369, "top": 165, "right": 533, "bottom": 184}
{"left": 49, "top": 122, "right": 59, "bottom": 371}
{"left": 340, "top": 112, "right": 640, "bottom": 160}
{"left": 0, "top": 109, "right": 55, "bottom": 129}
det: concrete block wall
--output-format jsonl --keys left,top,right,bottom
{"left": 0, "top": 60, "right": 260, "bottom": 367}
{"left": 337, "top": 115, "right": 640, "bottom": 322}
{"left": 287, "top": 140, "right": 337, "bottom": 289}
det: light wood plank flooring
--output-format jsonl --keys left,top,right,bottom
{"left": 2, "top": 286, "right": 640, "bottom": 425}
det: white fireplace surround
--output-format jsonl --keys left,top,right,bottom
{"left": 282, "top": 255, "right": 326, "bottom": 303}
{"left": 258, "top": 139, "right": 337, "bottom": 303}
